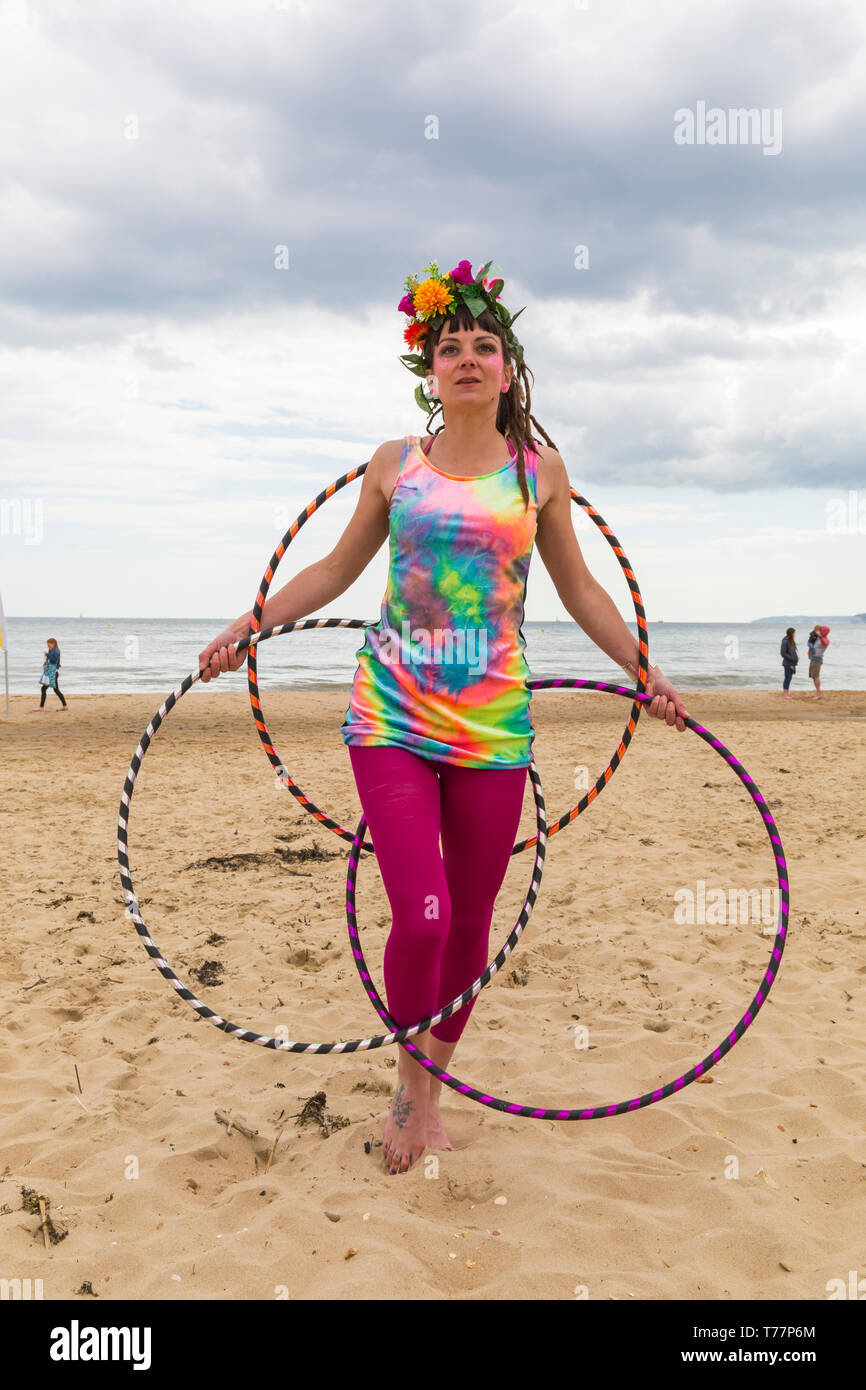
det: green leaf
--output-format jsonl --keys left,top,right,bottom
{"left": 476, "top": 260, "right": 493, "bottom": 282}
{"left": 414, "top": 383, "right": 434, "bottom": 413}
{"left": 509, "top": 306, "right": 526, "bottom": 326}
{"left": 462, "top": 293, "right": 487, "bottom": 318}
{"left": 488, "top": 278, "right": 504, "bottom": 298}
{"left": 399, "top": 354, "right": 428, "bottom": 378}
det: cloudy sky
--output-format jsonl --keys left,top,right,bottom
{"left": 1, "top": 0, "right": 864, "bottom": 623}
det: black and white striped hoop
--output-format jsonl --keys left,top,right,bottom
{"left": 116, "top": 620, "right": 547, "bottom": 1052}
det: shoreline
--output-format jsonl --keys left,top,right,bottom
{"left": 4, "top": 686, "right": 866, "bottom": 720}
{"left": 5, "top": 682, "right": 866, "bottom": 694}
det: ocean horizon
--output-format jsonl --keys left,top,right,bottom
{"left": 4, "top": 616, "right": 865, "bottom": 695}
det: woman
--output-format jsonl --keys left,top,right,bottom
{"left": 37, "top": 637, "right": 67, "bottom": 710}
{"left": 780, "top": 627, "right": 798, "bottom": 698}
{"left": 809, "top": 624, "right": 830, "bottom": 699}
{"left": 198, "top": 258, "right": 688, "bottom": 1174}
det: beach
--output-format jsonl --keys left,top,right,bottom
{"left": 1, "top": 686, "right": 864, "bottom": 1301}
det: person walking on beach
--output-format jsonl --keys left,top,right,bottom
{"left": 780, "top": 627, "right": 798, "bottom": 698}
{"left": 198, "top": 257, "right": 689, "bottom": 1175}
{"left": 809, "top": 624, "right": 830, "bottom": 699}
{"left": 36, "top": 637, "right": 67, "bottom": 710}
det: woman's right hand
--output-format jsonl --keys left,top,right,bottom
{"left": 198, "top": 616, "right": 250, "bottom": 682}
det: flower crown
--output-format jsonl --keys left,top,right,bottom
{"left": 397, "top": 258, "right": 526, "bottom": 414}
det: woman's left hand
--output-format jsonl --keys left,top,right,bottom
{"left": 644, "top": 667, "right": 689, "bottom": 732}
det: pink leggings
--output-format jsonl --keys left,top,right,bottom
{"left": 348, "top": 745, "right": 528, "bottom": 1044}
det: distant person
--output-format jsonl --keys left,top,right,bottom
{"left": 807, "top": 624, "right": 820, "bottom": 660}
{"left": 809, "top": 624, "right": 830, "bottom": 700}
{"left": 36, "top": 637, "right": 67, "bottom": 710}
{"left": 780, "top": 627, "right": 798, "bottom": 698}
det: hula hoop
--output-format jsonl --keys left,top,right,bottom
{"left": 115, "top": 619, "right": 547, "bottom": 1053}
{"left": 245, "top": 459, "right": 649, "bottom": 856}
{"left": 346, "top": 679, "right": 790, "bottom": 1119}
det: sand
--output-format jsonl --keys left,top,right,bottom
{"left": 1, "top": 685, "right": 864, "bottom": 1301}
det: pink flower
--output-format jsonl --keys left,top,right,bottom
{"left": 449, "top": 259, "right": 474, "bottom": 285}
{"left": 398, "top": 291, "right": 416, "bottom": 315}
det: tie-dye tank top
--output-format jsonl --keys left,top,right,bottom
{"left": 340, "top": 433, "right": 538, "bottom": 768}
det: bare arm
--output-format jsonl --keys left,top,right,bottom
{"left": 535, "top": 447, "right": 689, "bottom": 731}
{"left": 198, "top": 442, "right": 395, "bottom": 681}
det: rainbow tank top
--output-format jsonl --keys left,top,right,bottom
{"left": 340, "top": 433, "right": 539, "bottom": 768}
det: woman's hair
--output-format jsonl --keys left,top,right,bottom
{"left": 419, "top": 301, "right": 558, "bottom": 511}
{"left": 785, "top": 627, "right": 795, "bottom": 639}
{"left": 47, "top": 637, "right": 58, "bottom": 647}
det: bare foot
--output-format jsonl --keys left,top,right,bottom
{"left": 382, "top": 1080, "right": 429, "bottom": 1174}
{"left": 425, "top": 1102, "right": 455, "bottom": 1153}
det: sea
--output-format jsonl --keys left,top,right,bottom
{"left": 4, "top": 617, "right": 865, "bottom": 695}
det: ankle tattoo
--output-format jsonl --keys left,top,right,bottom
{"left": 391, "top": 1083, "right": 414, "bottom": 1128}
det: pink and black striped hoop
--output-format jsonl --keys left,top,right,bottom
{"left": 245, "top": 460, "right": 648, "bottom": 855}
{"left": 116, "top": 620, "right": 548, "bottom": 1053}
{"left": 346, "top": 679, "right": 790, "bottom": 1119}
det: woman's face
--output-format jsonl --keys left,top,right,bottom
{"left": 428, "top": 326, "right": 512, "bottom": 407}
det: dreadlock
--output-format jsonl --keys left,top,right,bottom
{"left": 419, "top": 299, "right": 558, "bottom": 511}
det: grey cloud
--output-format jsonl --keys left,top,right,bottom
{"left": 2, "top": 0, "right": 865, "bottom": 491}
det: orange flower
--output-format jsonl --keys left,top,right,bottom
{"left": 413, "top": 277, "right": 454, "bottom": 319}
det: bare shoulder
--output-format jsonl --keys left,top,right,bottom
{"left": 365, "top": 437, "right": 406, "bottom": 509}
{"left": 328, "top": 441, "right": 404, "bottom": 570}
{"left": 532, "top": 441, "right": 569, "bottom": 511}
